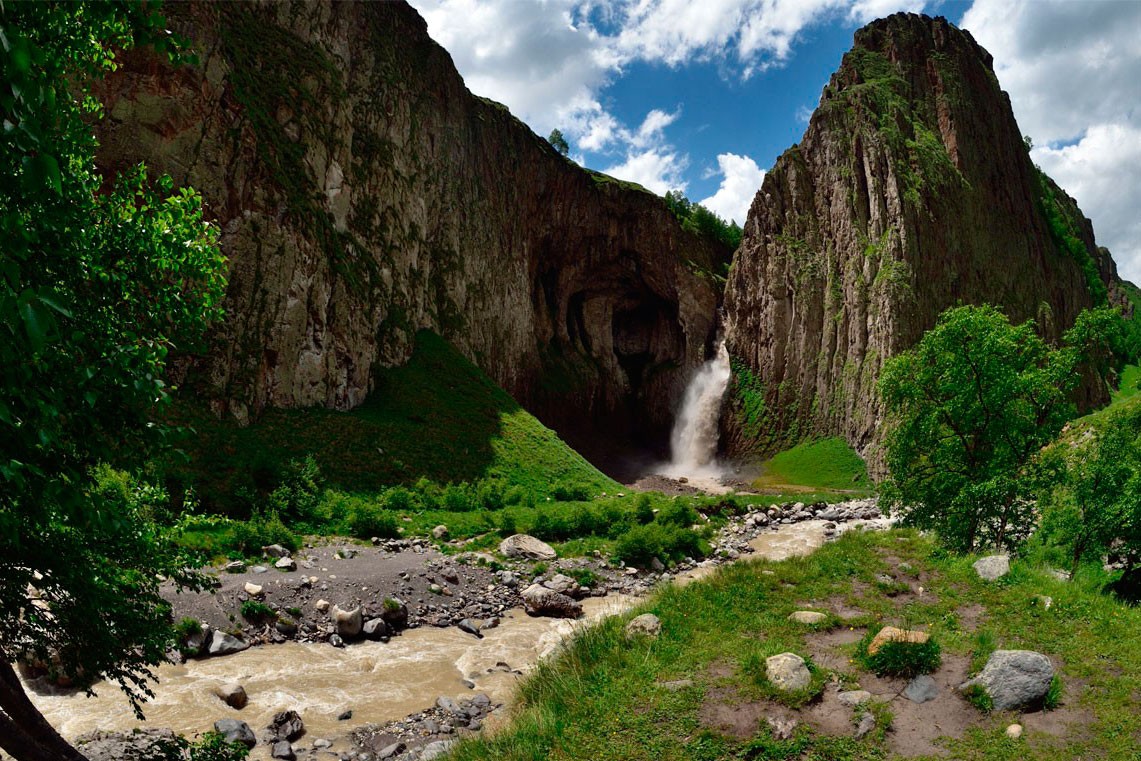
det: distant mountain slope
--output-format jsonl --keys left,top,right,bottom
{"left": 722, "top": 13, "right": 1131, "bottom": 467}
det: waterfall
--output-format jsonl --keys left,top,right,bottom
{"left": 663, "top": 341, "right": 731, "bottom": 476}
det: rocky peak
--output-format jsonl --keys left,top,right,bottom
{"left": 722, "top": 13, "right": 1124, "bottom": 468}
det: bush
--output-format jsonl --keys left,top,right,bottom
{"left": 380, "top": 486, "right": 415, "bottom": 512}
{"left": 477, "top": 480, "right": 506, "bottom": 510}
{"left": 231, "top": 510, "right": 298, "bottom": 554}
{"left": 657, "top": 500, "right": 699, "bottom": 528}
{"left": 240, "top": 600, "right": 276, "bottom": 622}
{"left": 551, "top": 481, "right": 590, "bottom": 502}
{"left": 442, "top": 483, "right": 476, "bottom": 512}
{"left": 347, "top": 504, "right": 400, "bottom": 540}
{"left": 634, "top": 494, "right": 655, "bottom": 525}
{"left": 266, "top": 455, "right": 324, "bottom": 528}
{"left": 613, "top": 523, "right": 705, "bottom": 568}
{"left": 498, "top": 511, "right": 518, "bottom": 537}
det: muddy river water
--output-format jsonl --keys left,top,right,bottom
{"left": 27, "top": 519, "right": 864, "bottom": 749}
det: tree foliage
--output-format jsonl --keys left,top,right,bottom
{"left": 878, "top": 305, "right": 1113, "bottom": 552}
{"left": 663, "top": 190, "right": 743, "bottom": 251}
{"left": 547, "top": 128, "right": 569, "bottom": 157}
{"left": 0, "top": 3, "right": 227, "bottom": 760}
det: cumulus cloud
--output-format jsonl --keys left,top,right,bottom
{"left": 699, "top": 153, "right": 766, "bottom": 225}
{"left": 603, "top": 149, "right": 689, "bottom": 195}
{"left": 1033, "top": 124, "right": 1141, "bottom": 284}
{"left": 961, "top": 0, "right": 1141, "bottom": 282}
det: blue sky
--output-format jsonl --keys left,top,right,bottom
{"left": 409, "top": 0, "right": 1141, "bottom": 283}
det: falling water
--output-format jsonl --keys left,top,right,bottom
{"left": 663, "top": 341, "right": 731, "bottom": 477}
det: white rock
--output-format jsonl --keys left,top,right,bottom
{"left": 1006, "top": 724, "right": 1023, "bottom": 739}
{"left": 788, "top": 611, "right": 828, "bottom": 625}
{"left": 765, "top": 652, "right": 811, "bottom": 692}
{"left": 243, "top": 582, "right": 263, "bottom": 597}
{"left": 625, "top": 613, "right": 662, "bottom": 639}
{"left": 973, "top": 555, "right": 1010, "bottom": 581}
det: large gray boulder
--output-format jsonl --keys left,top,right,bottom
{"left": 499, "top": 534, "right": 557, "bottom": 561}
{"left": 961, "top": 650, "right": 1054, "bottom": 710}
{"left": 973, "top": 555, "right": 1010, "bottom": 581}
{"left": 213, "top": 682, "right": 248, "bottom": 709}
{"left": 625, "top": 613, "right": 661, "bottom": 639}
{"left": 522, "top": 584, "right": 582, "bottom": 618}
{"left": 206, "top": 630, "right": 249, "bottom": 657}
{"left": 213, "top": 719, "right": 256, "bottom": 748}
{"left": 332, "top": 605, "right": 363, "bottom": 638}
{"left": 765, "top": 652, "right": 811, "bottom": 692}
{"left": 267, "top": 710, "right": 305, "bottom": 742}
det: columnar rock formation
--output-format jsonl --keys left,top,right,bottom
{"left": 722, "top": 13, "right": 1129, "bottom": 465}
{"left": 93, "top": 1, "right": 724, "bottom": 450}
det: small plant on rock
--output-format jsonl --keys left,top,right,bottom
{"left": 963, "top": 683, "right": 993, "bottom": 712}
{"left": 858, "top": 628, "right": 941, "bottom": 677}
{"left": 240, "top": 600, "right": 277, "bottom": 622}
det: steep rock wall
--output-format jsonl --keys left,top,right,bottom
{"left": 93, "top": 1, "right": 723, "bottom": 452}
{"left": 723, "top": 13, "right": 1125, "bottom": 466}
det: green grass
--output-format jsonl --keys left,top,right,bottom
{"left": 1110, "top": 363, "right": 1140, "bottom": 405}
{"left": 167, "top": 331, "right": 617, "bottom": 514}
{"left": 442, "top": 529, "right": 1141, "bottom": 761}
{"left": 753, "top": 437, "right": 872, "bottom": 492}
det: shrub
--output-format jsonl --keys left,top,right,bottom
{"left": 613, "top": 523, "right": 705, "bottom": 568}
{"left": 503, "top": 486, "right": 527, "bottom": 506}
{"left": 963, "top": 683, "right": 993, "bottom": 712}
{"left": 380, "top": 486, "right": 415, "bottom": 512}
{"left": 347, "top": 504, "right": 400, "bottom": 540}
{"left": 477, "top": 480, "right": 506, "bottom": 510}
{"left": 634, "top": 494, "right": 655, "bottom": 525}
{"left": 498, "top": 511, "right": 518, "bottom": 537}
{"left": 231, "top": 510, "right": 298, "bottom": 554}
{"left": 551, "top": 481, "right": 590, "bottom": 502}
{"left": 1044, "top": 675, "right": 1063, "bottom": 709}
{"left": 240, "top": 600, "right": 276, "bottom": 622}
{"left": 657, "top": 500, "right": 699, "bottom": 528}
{"left": 442, "top": 483, "right": 476, "bottom": 512}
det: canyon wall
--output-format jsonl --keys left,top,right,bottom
{"left": 93, "top": 1, "right": 725, "bottom": 452}
{"left": 722, "top": 13, "right": 1129, "bottom": 466}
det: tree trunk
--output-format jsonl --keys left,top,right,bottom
{"left": 0, "top": 661, "right": 89, "bottom": 761}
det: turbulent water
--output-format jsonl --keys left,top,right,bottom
{"left": 662, "top": 341, "right": 731, "bottom": 480}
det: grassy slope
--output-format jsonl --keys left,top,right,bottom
{"left": 752, "top": 437, "right": 873, "bottom": 494}
{"left": 447, "top": 530, "right": 1140, "bottom": 761}
{"left": 170, "top": 331, "right": 617, "bottom": 512}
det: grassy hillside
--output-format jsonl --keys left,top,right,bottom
{"left": 168, "top": 331, "right": 618, "bottom": 514}
{"left": 445, "top": 529, "right": 1141, "bottom": 761}
{"left": 752, "top": 437, "right": 873, "bottom": 494}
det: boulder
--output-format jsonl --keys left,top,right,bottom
{"left": 206, "top": 630, "right": 249, "bottom": 657}
{"left": 543, "top": 573, "right": 580, "bottom": 596}
{"left": 420, "top": 740, "right": 457, "bottom": 760}
{"left": 788, "top": 611, "right": 828, "bottom": 625}
{"left": 267, "top": 710, "right": 305, "bottom": 742}
{"left": 624, "top": 613, "right": 662, "bottom": 639}
{"left": 270, "top": 740, "right": 295, "bottom": 760}
{"left": 213, "top": 683, "right": 248, "bottom": 709}
{"left": 213, "top": 719, "right": 256, "bottom": 748}
{"left": 960, "top": 650, "right": 1054, "bottom": 710}
{"left": 274, "top": 557, "right": 297, "bottom": 571}
{"left": 498, "top": 534, "right": 557, "bottom": 561}
{"left": 362, "top": 618, "right": 391, "bottom": 640}
{"left": 332, "top": 606, "right": 363, "bottom": 638}
{"left": 224, "top": 561, "right": 246, "bottom": 574}
{"left": 243, "top": 582, "right": 264, "bottom": 598}
{"left": 458, "top": 619, "right": 483, "bottom": 639}
{"left": 867, "top": 626, "right": 928, "bottom": 656}
{"left": 765, "top": 652, "right": 811, "bottom": 692}
{"left": 314, "top": 599, "right": 331, "bottom": 613}
{"left": 837, "top": 689, "right": 871, "bottom": 706}
{"left": 432, "top": 525, "right": 449, "bottom": 539}
{"left": 903, "top": 674, "right": 939, "bottom": 703}
{"left": 262, "top": 544, "right": 291, "bottom": 559}
{"left": 973, "top": 555, "right": 1010, "bottom": 581}
{"left": 521, "top": 584, "right": 582, "bottom": 618}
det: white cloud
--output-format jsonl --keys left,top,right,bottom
{"left": 1033, "top": 124, "right": 1141, "bottom": 285}
{"left": 603, "top": 149, "right": 689, "bottom": 195}
{"left": 699, "top": 153, "right": 766, "bottom": 225}
{"left": 961, "top": 0, "right": 1141, "bottom": 283}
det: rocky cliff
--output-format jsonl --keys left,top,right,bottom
{"left": 722, "top": 13, "right": 1128, "bottom": 465}
{"left": 92, "top": 1, "right": 724, "bottom": 453}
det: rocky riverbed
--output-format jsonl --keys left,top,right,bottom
{"left": 35, "top": 497, "right": 888, "bottom": 761}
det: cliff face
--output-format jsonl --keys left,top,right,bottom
{"left": 722, "top": 13, "right": 1125, "bottom": 465}
{"left": 93, "top": 1, "right": 722, "bottom": 452}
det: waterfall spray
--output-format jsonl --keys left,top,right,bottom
{"left": 662, "top": 341, "right": 731, "bottom": 477}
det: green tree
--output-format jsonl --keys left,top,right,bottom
{"left": 0, "top": 4, "right": 227, "bottom": 761}
{"left": 878, "top": 305, "right": 1081, "bottom": 552}
{"left": 547, "top": 128, "right": 570, "bottom": 156}
{"left": 1038, "top": 415, "right": 1141, "bottom": 576}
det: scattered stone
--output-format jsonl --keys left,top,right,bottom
{"left": 206, "top": 630, "right": 249, "bottom": 657}
{"left": 961, "top": 650, "right": 1054, "bottom": 710}
{"left": 243, "top": 582, "right": 264, "bottom": 598}
{"left": 337, "top": 548, "right": 358, "bottom": 559}
{"left": 250, "top": 565, "right": 268, "bottom": 574}
{"left": 428, "top": 583, "right": 443, "bottom": 595}
{"left": 1006, "top": 723, "right": 1023, "bottom": 740}
{"left": 267, "top": 710, "right": 305, "bottom": 742}
{"left": 75, "top": 728, "right": 180, "bottom": 761}
{"left": 337, "top": 710, "right": 352, "bottom": 721}
{"left": 329, "top": 634, "right": 345, "bottom": 648}
{"left": 867, "top": 626, "right": 929, "bottom": 655}
{"left": 766, "top": 716, "right": 798, "bottom": 741}
{"left": 378, "top": 743, "right": 405, "bottom": 760}
{"left": 362, "top": 618, "right": 391, "bottom": 640}
{"left": 312, "top": 739, "right": 332, "bottom": 749}
{"left": 765, "top": 652, "right": 811, "bottom": 692}
{"left": 903, "top": 674, "right": 939, "bottom": 704}
{"left": 420, "top": 740, "right": 456, "bottom": 760}
{"left": 854, "top": 712, "right": 876, "bottom": 738}
{"left": 838, "top": 689, "right": 872, "bottom": 707}
{"left": 275, "top": 619, "right": 299, "bottom": 637}
{"left": 432, "top": 525, "right": 449, "bottom": 540}
{"left": 315, "top": 599, "right": 331, "bottom": 613}
{"left": 270, "top": 740, "right": 294, "bottom": 760}
{"left": 521, "top": 584, "right": 582, "bottom": 618}
{"left": 213, "top": 683, "right": 248, "bottom": 709}
{"left": 275, "top": 557, "right": 297, "bottom": 571}
{"left": 333, "top": 605, "right": 363, "bottom": 638}
{"left": 625, "top": 613, "right": 662, "bottom": 639}
{"left": 213, "top": 719, "right": 256, "bottom": 748}
{"left": 498, "top": 534, "right": 558, "bottom": 561}
{"left": 788, "top": 611, "right": 828, "bottom": 625}
{"left": 262, "top": 544, "right": 291, "bottom": 559}
{"left": 224, "top": 561, "right": 246, "bottom": 574}
{"left": 458, "top": 619, "right": 483, "bottom": 639}
{"left": 973, "top": 555, "right": 1010, "bottom": 581}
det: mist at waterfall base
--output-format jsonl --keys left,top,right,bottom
{"left": 658, "top": 342, "right": 732, "bottom": 484}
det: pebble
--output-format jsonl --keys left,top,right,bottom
{"left": 1006, "top": 724, "right": 1023, "bottom": 739}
